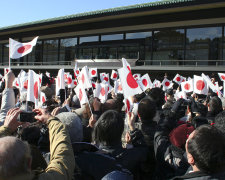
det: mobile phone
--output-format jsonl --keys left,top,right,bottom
{"left": 19, "top": 111, "right": 37, "bottom": 123}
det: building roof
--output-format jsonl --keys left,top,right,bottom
{"left": 0, "top": 0, "right": 209, "bottom": 31}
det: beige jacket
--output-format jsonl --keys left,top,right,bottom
{"left": 0, "top": 117, "right": 75, "bottom": 180}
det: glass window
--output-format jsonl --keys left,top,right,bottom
{"left": 153, "top": 29, "right": 185, "bottom": 65}
{"left": 60, "top": 38, "right": 77, "bottom": 63}
{"left": 186, "top": 27, "right": 222, "bottom": 65}
{"left": 43, "top": 40, "right": 58, "bottom": 65}
{"left": 79, "top": 36, "right": 98, "bottom": 44}
{"left": 101, "top": 34, "right": 123, "bottom": 41}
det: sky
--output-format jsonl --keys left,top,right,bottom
{"left": 0, "top": 0, "right": 161, "bottom": 28}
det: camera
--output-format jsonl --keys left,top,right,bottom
{"left": 19, "top": 111, "right": 37, "bottom": 123}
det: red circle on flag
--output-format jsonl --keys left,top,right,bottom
{"left": 42, "top": 96, "right": 46, "bottom": 103}
{"left": 81, "top": 74, "right": 85, "bottom": 84}
{"left": 118, "top": 84, "right": 122, "bottom": 91}
{"left": 91, "top": 70, "right": 96, "bottom": 75}
{"left": 34, "top": 82, "right": 38, "bottom": 99}
{"left": 127, "top": 66, "right": 131, "bottom": 72}
{"left": 184, "top": 83, "right": 190, "bottom": 90}
{"left": 79, "top": 88, "right": 83, "bottom": 101}
{"left": 92, "top": 83, "right": 96, "bottom": 88}
{"left": 126, "top": 99, "right": 130, "bottom": 112}
{"left": 165, "top": 81, "right": 170, "bottom": 87}
{"left": 17, "top": 45, "right": 32, "bottom": 54}
{"left": 127, "top": 72, "right": 138, "bottom": 89}
{"left": 67, "top": 77, "right": 72, "bottom": 84}
{"left": 113, "top": 73, "right": 117, "bottom": 79}
{"left": 176, "top": 77, "right": 181, "bottom": 82}
{"left": 134, "top": 75, "right": 138, "bottom": 78}
{"left": 104, "top": 77, "right": 109, "bottom": 82}
{"left": 16, "top": 81, "right": 19, "bottom": 87}
{"left": 76, "top": 70, "right": 79, "bottom": 75}
{"left": 142, "top": 79, "right": 148, "bottom": 87}
{"left": 74, "top": 81, "right": 77, "bottom": 86}
{"left": 221, "top": 75, "right": 225, "bottom": 80}
{"left": 24, "top": 80, "right": 28, "bottom": 89}
{"left": 100, "top": 87, "right": 105, "bottom": 96}
{"left": 39, "top": 77, "right": 42, "bottom": 84}
{"left": 196, "top": 80, "right": 205, "bottom": 90}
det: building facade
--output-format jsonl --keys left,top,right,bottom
{"left": 0, "top": 0, "right": 225, "bottom": 75}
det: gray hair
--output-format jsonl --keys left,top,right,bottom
{"left": 56, "top": 112, "right": 83, "bottom": 143}
{"left": 0, "top": 136, "right": 31, "bottom": 178}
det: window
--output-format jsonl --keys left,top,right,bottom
{"left": 60, "top": 38, "right": 77, "bottom": 63}
{"left": 3, "top": 44, "right": 9, "bottom": 66}
{"left": 43, "top": 40, "right": 58, "bottom": 65}
{"left": 101, "top": 34, "right": 123, "bottom": 41}
{"left": 78, "top": 36, "right": 98, "bottom": 59}
{"left": 153, "top": 29, "right": 185, "bottom": 65}
{"left": 186, "top": 27, "right": 222, "bottom": 65}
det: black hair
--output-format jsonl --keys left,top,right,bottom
{"left": 13, "top": 87, "right": 19, "bottom": 100}
{"left": 138, "top": 98, "right": 156, "bottom": 124}
{"left": 214, "top": 111, "right": 225, "bottom": 137}
{"left": 187, "top": 125, "right": 225, "bottom": 174}
{"left": 146, "top": 87, "right": 165, "bottom": 109}
{"left": 93, "top": 110, "right": 124, "bottom": 146}
{"left": 191, "top": 116, "right": 208, "bottom": 128}
{"left": 209, "top": 96, "right": 223, "bottom": 116}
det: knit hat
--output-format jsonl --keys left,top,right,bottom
{"left": 169, "top": 123, "right": 195, "bottom": 150}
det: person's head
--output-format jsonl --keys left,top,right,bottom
{"left": 214, "top": 111, "right": 225, "bottom": 137}
{"left": 165, "top": 88, "right": 174, "bottom": 99}
{"left": 193, "top": 102, "right": 208, "bottom": 117}
{"left": 0, "top": 136, "right": 31, "bottom": 179}
{"left": 186, "top": 125, "right": 225, "bottom": 174}
{"left": 93, "top": 110, "right": 124, "bottom": 146}
{"left": 138, "top": 98, "right": 156, "bottom": 124}
{"left": 208, "top": 96, "right": 222, "bottom": 115}
{"left": 56, "top": 112, "right": 83, "bottom": 143}
{"left": 146, "top": 87, "right": 165, "bottom": 109}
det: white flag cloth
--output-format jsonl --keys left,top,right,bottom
{"left": 114, "top": 80, "right": 123, "bottom": 94}
{"left": 181, "top": 79, "right": 193, "bottom": 93}
{"left": 153, "top": 79, "right": 161, "bottom": 88}
{"left": 173, "top": 74, "right": 185, "bottom": 85}
{"left": 118, "top": 67, "right": 142, "bottom": 99}
{"left": 100, "top": 73, "right": 109, "bottom": 84}
{"left": 27, "top": 70, "right": 40, "bottom": 108}
{"left": 138, "top": 74, "right": 153, "bottom": 91}
{"left": 162, "top": 78, "right": 173, "bottom": 91}
{"left": 193, "top": 75, "right": 208, "bottom": 95}
{"left": 202, "top": 73, "right": 217, "bottom": 93}
{"left": 56, "top": 69, "right": 65, "bottom": 96}
{"left": 9, "top": 36, "right": 38, "bottom": 59}
{"left": 67, "top": 74, "right": 74, "bottom": 88}
{"left": 4, "top": 68, "right": 10, "bottom": 76}
{"left": 18, "top": 71, "right": 28, "bottom": 93}
{"left": 133, "top": 74, "right": 141, "bottom": 81}
{"left": 97, "top": 83, "right": 109, "bottom": 103}
{"left": 174, "top": 91, "right": 187, "bottom": 101}
{"left": 40, "top": 92, "right": 47, "bottom": 106}
{"left": 122, "top": 58, "right": 131, "bottom": 72}
{"left": 78, "top": 66, "right": 92, "bottom": 89}
{"left": 45, "top": 72, "right": 50, "bottom": 78}
{"left": 74, "top": 83, "right": 88, "bottom": 105}
{"left": 13, "top": 78, "right": 20, "bottom": 89}
{"left": 218, "top": 73, "right": 225, "bottom": 82}
{"left": 111, "top": 70, "right": 118, "bottom": 81}
{"left": 74, "top": 61, "right": 80, "bottom": 78}
{"left": 89, "top": 68, "right": 98, "bottom": 78}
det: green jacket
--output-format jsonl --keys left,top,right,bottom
{"left": 0, "top": 117, "right": 75, "bottom": 180}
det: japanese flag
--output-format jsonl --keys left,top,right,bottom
{"left": 92, "top": 81, "right": 96, "bottom": 89}
{"left": 174, "top": 91, "right": 187, "bottom": 101}
{"left": 89, "top": 68, "right": 98, "bottom": 78}
{"left": 118, "top": 67, "right": 142, "bottom": 99}
{"left": 173, "top": 74, "right": 185, "bottom": 85}
{"left": 153, "top": 79, "right": 161, "bottom": 88}
{"left": 9, "top": 36, "right": 38, "bottom": 59}
{"left": 74, "top": 83, "right": 88, "bottom": 105}
{"left": 78, "top": 66, "right": 92, "bottom": 89}
{"left": 100, "top": 73, "right": 109, "bottom": 84}
{"left": 133, "top": 74, "right": 141, "bottom": 81}
{"left": 122, "top": 58, "right": 131, "bottom": 72}
{"left": 67, "top": 74, "right": 74, "bottom": 88}
{"left": 193, "top": 75, "right": 208, "bottom": 95}
{"left": 46, "top": 72, "right": 50, "bottom": 78}
{"left": 74, "top": 61, "right": 80, "bottom": 78}
{"left": 95, "top": 83, "right": 108, "bottom": 103}
{"left": 181, "top": 79, "right": 193, "bottom": 93}
{"left": 138, "top": 74, "right": 153, "bottom": 91}
{"left": 40, "top": 92, "right": 47, "bottom": 106}
{"left": 114, "top": 80, "right": 123, "bottom": 94}
{"left": 111, "top": 70, "right": 118, "bottom": 81}
{"left": 27, "top": 70, "right": 40, "bottom": 108}
{"left": 4, "top": 68, "right": 11, "bottom": 76}
{"left": 13, "top": 78, "right": 20, "bottom": 89}
{"left": 19, "top": 75, "right": 28, "bottom": 93}
{"left": 162, "top": 78, "right": 173, "bottom": 91}
{"left": 56, "top": 69, "right": 65, "bottom": 95}
{"left": 218, "top": 73, "right": 225, "bottom": 82}
{"left": 125, "top": 98, "right": 133, "bottom": 113}
{"left": 202, "top": 73, "right": 217, "bottom": 93}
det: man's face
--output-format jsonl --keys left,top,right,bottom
{"left": 185, "top": 130, "right": 195, "bottom": 165}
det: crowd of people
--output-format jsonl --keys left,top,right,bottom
{"left": 0, "top": 70, "right": 225, "bottom": 180}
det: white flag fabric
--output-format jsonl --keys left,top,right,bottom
{"left": 218, "top": 73, "right": 225, "bottom": 82}
{"left": 13, "top": 78, "right": 20, "bottom": 89}
{"left": 74, "top": 61, "right": 80, "bottom": 78}
{"left": 56, "top": 69, "right": 65, "bottom": 95}
{"left": 118, "top": 67, "right": 142, "bottom": 99}
{"left": 18, "top": 71, "right": 28, "bottom": 93}
{"left": 162, "top": 78, "right": 173, "bottom": 91}
{"left": 174, "top": 91, "right": 187, "bottom": 101}
{"left": 9, "top": 37, "right": 38, "bottom": 59}
{"left": 173, "top": 74, "right": 185, "bottom": 85}
{"left": 67, "top": 74, "right": 74, "bottom": 88}
{"left": 78, "top": 66, "right": 92, "bottom": 89}
{"left": 133, "top": 74, "right": 141, "bottom": 81}
{"left": 153, "top": 79, "right": 161, "bottom": 88}
{"left": 193, "top": 75, "right": 208, "bottom": 95}
{"left": 4, "top": 68, "right": 10, "bottom": 76}
{"left": 97, "top": 83, "right": 109, "bottom": 103}
{"left": 111, "top": 70, "right": 118, "bottom": 81}
{"left": 122, "top": 58, "right": 131, "bottom": 72}
{"left": 100, "top": 73, "right": 109, "bottom": 84}
{"left": 181, "top": 79, "right": 193, "bottom": 93}
{"left": 27, "top": 70, "right": 40, "bottom": 108}
{"left": 138, "top": 74, "right": 152, "bottom": 91}
{"left": 45, "top": 72, "right": 50, "bottom": 78}
{"left": 89, "top": 68, "right": 98, "bottom": 78}
{"left": 74, "top": 83, "right": 88, "bottom": 105}
{"left": 125, "top": 98, "right": 133, "bottom": 113}
{"left": 202, "top": 73, "right": 217, "bottom": 93}
{"left": 114, "top": 80, "right": 123, "bottom": 94}
{"left": 40, "top": 92, "right": 47, "bottom": 106}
